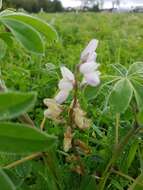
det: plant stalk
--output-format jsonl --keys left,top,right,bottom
{"left": 3, "top": 152, "right": 42, "bottom": 169}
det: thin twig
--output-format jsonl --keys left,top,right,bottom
{"left": 3, "top": 152, "right": 42, "bottom": 169}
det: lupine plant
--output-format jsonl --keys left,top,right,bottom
{"left": 0, "top": 1, "right": 143, "bottom": 189}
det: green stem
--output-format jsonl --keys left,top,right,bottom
{"left": 115, "top": 113, "right": 120, "bottom": 147}
{"left": 112, "top": 169, "right": 143, "bottom": 187}
{"left": 98, "top": 127, "right": 141, "bottom": 190}
{"left": 128, "top": 173, "right": 143, "bottom": 190}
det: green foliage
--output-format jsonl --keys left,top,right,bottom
{"left": 109, "top": 78, "right": 133, "bottom": 113}
{"left": 0, "top": 10, "right": 58, "bottom": 55}
{"left": 0, "top": 91, "right": 36, "bottom": 120}
{"left": 0, "top": 122, "right": 56, "bottom": 154}
{"left": 0, "top": 169, "right": 15, "bottom": 190}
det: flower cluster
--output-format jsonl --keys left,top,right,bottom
{"left": 43, "top": 39, "right": 101, "bottom": 154}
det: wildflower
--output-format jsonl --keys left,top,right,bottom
{"left": 63, "top": 127, "right": 73, "bottom": 152}
{"left": 55, "top": 66, "right": 75, "bottom": 104}
{"left": 43, "top": 98, "right": 63, "bottom": 122}
{"left": 80, "top": 39, "right": 100, "bottom": 87}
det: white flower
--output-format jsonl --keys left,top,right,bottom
{"left": 80, "top": 39, "right": 98, "bottom": 63}
{"left": 61, "top": 66, "right": 75, "bottom": 83}
{"left": 58, "top": 79, "right": 73, "bottom": 91}
{"left": 80, "top": 39, "right": 100, "bottom": 87}
{"left": 79, "top": 61, "right": 99, "bottom": 74}
{"left": 83, "top": 71, "right": 100, "bottom": 87}
{"left": 54, "top": 66, "right": 75, "bottom": 104}
{"left": 55, "top": 90, "right": 70, "bottom": 104}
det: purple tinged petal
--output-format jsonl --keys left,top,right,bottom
{"left": 55, "top": 90, "right": 70, "bottom": 104}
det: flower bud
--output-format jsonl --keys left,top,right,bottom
{"left": 81, "top": 39, "right": 98, "bottom": 62}
{"left": 61, "top": 66, "right": 75, "bottom": 83}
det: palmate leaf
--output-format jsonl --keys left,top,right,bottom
{"left": 131, "top": 80, "right": 143, "bottom": 111}
{"left": 0, "top": 18, "right": 44, "bottom": 54}
{"left": 128, "top": 62, "right": 143, "bottom": 76}
{"left": 0, "top": 12, "right": 58, "bottom": 43}
{"left": 109, "top": 78, "right": 133, "bottom": 113}
{"left": 0, "top": 122, "right": 56, "bottom": 154}
{"left": 0, "top": 169, "right": 15, "bottom": 190}
{"left": 0, "top": 91, "right": 36, "bottom": 120}
{"left": 0, "top": 10, "right": 58, "bottom": 54}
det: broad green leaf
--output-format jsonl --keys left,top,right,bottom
{"left": 0, "top": 91, "right": 36, "bottom": 120}
{"left": 128, "top": 62, "right": 143, "bottom": 76}
{"left": 126, "top": 139, "right": 138, "bottom": 170}
{"left": 132, "top": 80, "right": 143, "bottom": 111}
{"left": 0, "top": 38, "right": 7, "bottom": 59}
{"left": 0, "top": 18, "right": 44, "bottom": 54}
{"left": 109, "top": 78, "right": 133, "bottom": 113}
{"left": 0, "top": 169, "right": 15, "bottom": 190}
{"left": 0, "top": 122, "right": 56, "bottom": 154}
{"left": 0, "top": 12, "right": 58, "bottom": 42}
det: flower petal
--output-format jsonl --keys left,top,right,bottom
{"left": 61, "top": 66, "right": 75, "bottom": 82}
{"left": 79, "top": 62, "right": 99, "bottom": 74}
{"left": 87, "top": 52, "right": 97, "bottom": 62}
{"left": 84, "top": 72, "right": 100, "bottom": 87}
{"left": 58, "top": 79, "right": 73, "bottom": 91}
{"left": 55, "top": 90, "right": 70, "bottom": 104}
{"left": 81, "top": 39, "right": 98, "bottom": 62}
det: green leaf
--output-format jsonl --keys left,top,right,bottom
{"left": 0, "top": 169, "right": 15, "bottom": 190}
{"left": 0, "top": 122, "right": 56, "bottom": 154}
{"left": 109, "top": 78, "right": 133, "bottom": 113}
{"left": 0, "top": 18, "right": 44, "bottom": 54}
{"left": 132, "top": 80, "right": 143, "bottom": 111}
{"left": 128, "top": 62, "right": 143, "bottom": 76}
{"left": 0, "top": 12, "right": 58, "bottom": 42}
{"left": 0, "top": 91, "right": 36, "bottom": 120}
{"left": 126, "top": 139, "right": 138, "bottom": 170}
